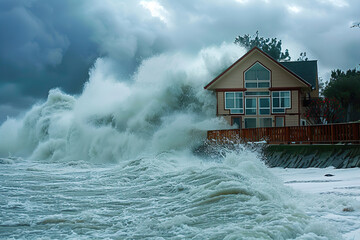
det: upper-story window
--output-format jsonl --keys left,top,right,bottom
{"left": 272, "top": 91, "right": 291, "bottom": 113}
{"left": 244, "top": 62, "right": 270, "bottom": 88}
{"left": 225, "top": 92, "right": 243, "bottom": 114}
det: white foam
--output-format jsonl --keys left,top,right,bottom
{"left": 0, "top": 43, "right": 243, "bottom": 162}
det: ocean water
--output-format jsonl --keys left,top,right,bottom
{"left": 0, "top": 44, "right": 359, "bottom": 239}
{"left": 2, "top": 150, "right": 360, "bottom": 239}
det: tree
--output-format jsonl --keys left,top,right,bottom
{"left": 323, "top": 69, "right": 360, "bottom": 122}
{"left": 234, "top": 31, "right": 291, "bottom": 61}
{"left": 351, "top": 22, "right": 360, "bottom": 28}
{"left": 304, "top": 97, "right": 344, "bottom": 124}
{"left": 297, "top": 52, "right": 308, "bottom": 61}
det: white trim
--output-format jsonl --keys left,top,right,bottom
{"left": 245, "top": 97, "right": 257, "bottom": 115}
{"left": 245, "top": 91, "right": 270, "bottom": 96}
{"left": 259, "top": 97, "right": 270, "bottom": 115}
{"left": 244, "top": 62, "right": 271, "bottom": 89}
{"left": 225, "top": 92, "right": 244, "bottom": 114}
{"left": 272, "top": 91, "right": 291, "bottom": 114}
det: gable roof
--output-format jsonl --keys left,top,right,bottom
{"left": 204, "top": 47, "right": 312, "bottom": 90}
{"left": 280, "top": 61, "right": 318, "bottom": 88}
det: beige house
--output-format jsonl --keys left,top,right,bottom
{"left": 204, "top": 47, "right": 319, "bottom": 128}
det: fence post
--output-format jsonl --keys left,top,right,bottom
{"left": 306, "top": 126, "right": 311, "bottom": 144}
{"left": 286, "top": 127, "right": 290, "bottom": 144}
{"left": 353, "top": 123, "right": 359, "bottom": 143}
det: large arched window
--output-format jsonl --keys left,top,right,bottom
{"left": 244, "top": 62, "right": 270, "bottom": 88}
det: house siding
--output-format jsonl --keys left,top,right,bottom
{"left": 310, "top": 87, "right": 319, "bottom": 98}
{"left": 209, "top": 50, "right": 308, "bottom": 90}
{"left": 205, "top": 48, "right": 317, "bottom": 128}
{"left": 210, "top": 61, "right": 245, "bottom": 89}
{"left": 222, "top": 115, "right": 232, "bottom": 125}
{"left": 217, "top": 92, "right": 230, "bottom": 115}
{"left": 300, "top": 91, "right": 307, "bottom": 121}
{"left": 285, "top": 115, "right": 299, "bottom": 127}
{"left": 216, "top": 88, "right": 302, "bottom": 127}
{"left": 286, "top": 90, "right": 299, "bottom": 114}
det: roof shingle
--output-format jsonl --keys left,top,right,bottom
{"left": 280, "top": 60, "right": 318, "bottom": 88}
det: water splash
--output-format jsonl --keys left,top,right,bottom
{"left": 0, "top": 43, "right": 354, "bottom": 239}
{"left": 0, "top": 43, "right": 244, "bottom": 162}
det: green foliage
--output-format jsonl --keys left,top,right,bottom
{"left": 297, "top": 52, "right": 308, "bottom": 61}
{"left": 234, "top": 31, "right": 291, "bottom": 61}
{"left": 304, "top": 97, "right": 344, "bottom": 124}
{"left": 323, "top": 69, "right": 360, "bottom": 122}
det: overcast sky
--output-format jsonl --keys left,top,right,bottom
{"left": 0, "top": 0, "right": 359, "bottom": 123}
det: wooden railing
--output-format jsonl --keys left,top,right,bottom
{"left": 207, "top": 122, "right": 360, "bottom": 144}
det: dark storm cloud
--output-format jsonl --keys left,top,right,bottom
{"left": 0, "top": 0, "right": 98, "bottom": 122}
{"left": 161, "top": 0, "right": 289, "bottom": 48}
{"left": 162, "top": 0, "right": 360, "bottom": 70}
{"left": 0, "top": 0, "right": 359, "bottom": 122}
{"left": 0, "top": 0, "right": 175, "bottom": 123}
{"left": 275, "top": 0, "right": 360, "bottom": 73}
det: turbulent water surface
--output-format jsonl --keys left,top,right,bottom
{"left": 0, "top": 44, "right": 359, "bottom": 239}
{"left": 1, "top": 150, "right": 360, "bottom": 239}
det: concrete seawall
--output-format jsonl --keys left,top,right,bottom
{"left": 263, "top": 144, "right": 360, "bottom": 168}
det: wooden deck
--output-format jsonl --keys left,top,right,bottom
{"left": 207, "top": 122, "right": 360, "bottom": 145}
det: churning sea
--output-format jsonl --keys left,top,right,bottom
{"left": 1, "top": 149, "right": 360, "bottom": 239}
{"left": 1, "top": 44, "right": 359, "bottom": 239}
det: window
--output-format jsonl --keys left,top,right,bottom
{"left": 232, "top": 117, "right": 242, "bottom": 128}
{"left": 275, "top": 116, "right": 284, "bottom": 127}
{"left": 272, "top": 91, "right": 290, "bottom": 113}
{"left": 225, "top": 92, "right": 243, "bottom": 114}
{"left": 245, "top": 118, "right": 257, "bottom": 128}
{"left": 259, "top": 118, "right": 272, "bottom": 128}
{"left": 259, "top": 98, "right": 270, "bottom": 115}
{"left": 245, "top": 91, "right": 270, "bottom": 96}
{"left": 245, "top": 62, "right": 270, "bottom": 88}
{"left": 245, "top": 98, "right": 256, "bottom": 115}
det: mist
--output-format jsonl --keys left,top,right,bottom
{"left": 0, "top": 43, "right": 246, "bottom": 161}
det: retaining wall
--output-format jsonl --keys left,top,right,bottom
{"left": 263, "top": 144, "right": 360, "bottom": 168}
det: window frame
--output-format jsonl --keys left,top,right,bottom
{"left": 244, "top": 118, "right": 257, "bottom": 129}
{"left": 225, "top": 92, "right": 244, "bottom": 114}
{"left": 259, "top": 117, "right": 273, "bottom": 128}
{"left": 245, "top": 91, "right": 270, "bottom": 96}
{"left": 272, "top": 91, "right": 291, "bottom": 114}
{"left": 259, "top": 97, "right": 270, "bottom": 115}
{"left": 244, "top": 62, "right": 271, "bottom": 89}
{"left": 245, "top": 97, "right": 257, "bottom": 115}
{"left": 275, "top": 116, "right": 285, "bottom": 127}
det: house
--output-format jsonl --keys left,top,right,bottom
{"left": 204, "top": 47, "right": 318, "bottom": 128}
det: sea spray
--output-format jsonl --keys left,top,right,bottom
{"left": 0, "top": 43, "right": 351, "bottom": 239}
{"left": 0, "top": 43, "right": 243, "bottom": 162}
{"left": 0, "top": 146, "right": 344, "bottom": 239}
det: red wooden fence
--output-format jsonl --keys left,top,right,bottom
{"left": 207, "top": 122, "right": 360, "bottom": 144}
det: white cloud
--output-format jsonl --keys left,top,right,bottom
{"left": 234, "top": 0, "right": 249, "bottom": 4}
{"left": 1, "top": 0, "right": 360, "bottom": 123}
{"left": 140, "top": 0, "right": 169, "bottom": 24}
{"left": 287, "top": 5, "right": 302, "bottom": 14}
{"left": 318, "top": 0, "right": 349, "bottom": 7}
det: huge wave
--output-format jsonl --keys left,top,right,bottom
{"left": 0, "top": 43, "right": 355, "bottom": 239}
{"left": 0, "top": 43, "right": 245, "bottom": 162}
